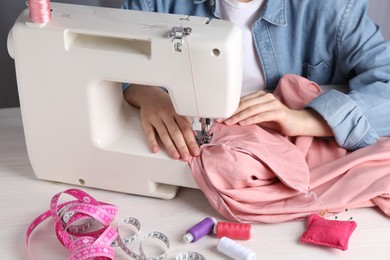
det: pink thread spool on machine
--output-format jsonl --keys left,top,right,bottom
{"left": 7, "top": 1, "right": 243, "bottom": 199}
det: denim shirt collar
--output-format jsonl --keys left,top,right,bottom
{"left": 195, "top": 0, "right": 287, "bottom": 26}
{"left": 261, "top": 0, "right": 287, "bottom": 26}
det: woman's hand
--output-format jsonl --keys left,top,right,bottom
{"left": 124, "top": 85, "right": 200, "bottom": 162}
{"left": 221, "top": 90, "right": 333, "bottom": 137}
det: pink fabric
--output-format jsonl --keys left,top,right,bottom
{"left": 300, "top": 214, "right": 357, "bottom": 251}
{"left": 189, "top": 74, "right": 390, "bottom": 223}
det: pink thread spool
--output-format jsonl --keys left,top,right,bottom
{"left": 28, "top": 0, "right": 52, "bottom": 24}
{"left": 215, "top": 222, "right": 252, "bottom": 240}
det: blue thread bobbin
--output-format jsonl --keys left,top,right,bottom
{"left": 183, "top": 217, "right": 217, "bottom": 243}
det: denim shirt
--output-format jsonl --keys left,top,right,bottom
{"left": 122, "top": 0, "right": 390, "bottom": 150}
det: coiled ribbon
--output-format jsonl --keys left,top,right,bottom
{"left": 25, "top": 188, "right": 170, "bottom": 260}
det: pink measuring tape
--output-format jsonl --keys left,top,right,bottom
{"left": 25, "top": 188, "right": 170, "bottom": 260}
{"left": 26, "top": 189, "right": 118, "bottom": 259}
{"left": 26, "top": 189, "right": 259, "bottom": 260}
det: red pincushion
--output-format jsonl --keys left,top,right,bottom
{"left": 300, "top": 214, "right": 357, "bottom": 251}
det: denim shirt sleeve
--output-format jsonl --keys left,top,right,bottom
{"left": 306, "top": 0, "right": 390, "bottom": 150}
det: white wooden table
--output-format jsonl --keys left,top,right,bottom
{"left": 1, "top": 107, "right": 390, "bottom": 259}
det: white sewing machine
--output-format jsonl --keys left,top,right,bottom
{"left": 7, "top": 2, "right": 243, "bottom": 199}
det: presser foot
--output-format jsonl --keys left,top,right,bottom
{"left": 196, "top": 117, "right": 212, "bottom": 146}
{"left": 195, "top": 131, "right": 212, "bottom": 146}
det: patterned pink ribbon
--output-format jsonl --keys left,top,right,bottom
{"left": 26, "top": 188, "right": 118, "bottom": 259}
{"left": 25, "top": 188, "right": 174, "bottom": 260}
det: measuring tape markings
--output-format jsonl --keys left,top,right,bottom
{"left": 26, "top": 188, "right": 172, "bottom": 259}
{"left": 114, "top": 216, "right": 170, "bottom": 260}
{"left": 26, "top": 189, "right": 119, "bottom": 259}
{"left": 26, "top": 188, "right": 255, "bottom": 259}
{"left": 176, "top": 251, "right": 207, "bottom": 260}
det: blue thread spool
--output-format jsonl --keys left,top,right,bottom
{"left": 183, "top": 217, "right": 217, "bottom": 243}
{"left": 217, "top": 237, "right": 256, "bottom": 260}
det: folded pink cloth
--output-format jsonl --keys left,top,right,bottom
{"left": 189, "top": 74, "right": 390, "bottom": 223}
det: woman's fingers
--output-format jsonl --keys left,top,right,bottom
{"left": 224, "top": 92, "right": 279, "bottom": 125}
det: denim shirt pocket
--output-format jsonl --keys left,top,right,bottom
{"left": 300, "top": 60, "right": 332, "bottom": 85}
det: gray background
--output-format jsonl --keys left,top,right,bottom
{"left": 0, "top": 0, "right": 122, "bottom": 108}
{"left": 1, "top": 0, "right": 389, "bottom": 108}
